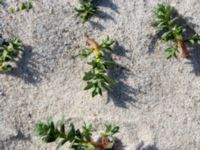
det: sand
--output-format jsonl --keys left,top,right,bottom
{"left": 0, "top": 0, "right": 200, "bottom": 149}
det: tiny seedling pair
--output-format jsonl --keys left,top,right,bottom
{"left": 80, "top": 36, "right": 116, "bottom": 97}
{"left": 0, "top": 38, "right": 23, "bottom": 72}
{"left": 154, "top": 3, "right": 200, "bottom": 59}
{"left": 34, "top": 119, "right": 119, "bottom": 150}
{"left": 9, "top": 1, "right": 32, "bottom": 13}
{"left": 20, "top": 1, "right": 32, "bottom": 11}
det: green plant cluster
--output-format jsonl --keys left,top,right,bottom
{"left": 154, "top": 3, "right": 200, "bottom": 59}
{"left": 34, "top": 118, "right": 119, "bottom": 150}
{"left": 0, "top": 38, "right": 23, "bottom": 72}
{"left": 80, "top": 36, "right": 116, "bottom": 97}
{"left": 75, "top": 0, "right": 97, "bottom": 23}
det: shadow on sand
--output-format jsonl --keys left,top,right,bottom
{"left": 5, "top": 45, "right": 44, "bottom": 85}
{"left": 107, "top": 42, "right": 142, "bottom": 108}
{"left": 111, "top": 138, "right": 126, "bottom": 150}
{"left": 90, "top": 0, "right": 119, "bottom": 30}
{"left": 0, "top": 129, "right": 31, "bottom": 150}
{"left": 136, "top": 142, "right": 159, "bottom": 150}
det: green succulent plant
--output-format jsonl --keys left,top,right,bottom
{"left": 0, "top": 38, "right": 23, "bottom": 72}
{"left": 75, "top": 0, "right": 97, "bottom": 23}
{"left": 80, "top": 36, "right": 116, "bottom": 97}
{"left": 153, "top": 3, "right": 200, "bottom": 59}
{"left": 34, "top": 118, "right": 119, "bottom": 150}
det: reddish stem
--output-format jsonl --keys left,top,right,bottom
{"left": 90, "top": 136, "right": 110, "bottom": 149}
{"left": 177, "top": 40, "right": 189, "bottom": 58}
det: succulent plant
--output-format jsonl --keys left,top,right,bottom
{"left": 80, "top": 36, "right": 116, "bottom": 97}
{"left": 34, "top": 118, "right": 119, "bottom": 150}
{"left": 0, "top": 38, "right": 23, "bottom": 72}
{"left": 153, "top": 3, "right": 200, "bottom": 59}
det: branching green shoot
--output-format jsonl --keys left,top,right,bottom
{"left": 80, "top": 36, "right": 116, "bottom": 97}
{"left": 34, "top": 118, "right": 119, "bottom": 150}
{"left": 153, "top": 3, "right": 200, "bottom": 59}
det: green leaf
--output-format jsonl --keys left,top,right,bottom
{"left": 92, "top": 88, "right": 98, "bottom": 97}
{"left": 157, "top": 22, "right": 168, "bottom": 31}
{"left": 101, "top": 36, "right": 114, "bottom": 51}
{"left": 189, "top": 34, "right": 200, "bottom": 45}
{"left": 26, "top": 2, "right": 32, "bottom": 11}
{"left": 161, "top": 31, "right": 173, "bottom": 41}
{"left": 66, "top": 124, "right": 76, "bottom": 142}
{"left": 82, "top": 123, "right": 93, "bottom": 140}
{"left": 96, "top": 86, "right": 102, "bottom": 96}
{"left": 84, "top": 82, "right": 94, "bottom": 90}
{"left": 20, "top": 2, "right": 26, "bottom": 10}
{"left": 83, "top": 71, "right": 95, "bottom": 81}
{"left": 56, "top": 139, "right": 67, "bottom": 150}
{"left": 0, "top": 64, "right": 12, "bottom": 72}
{"left": 80, "top": 49, "right": 92, "bottom": 57}
{"left": 104, "top": 124, "right": 119, "bottom": 136}
{"left": 169, "top": 17, "right": 178, "bottom": 25}
{"left": 165, "top": 46, "right": 178, "bottom": 59}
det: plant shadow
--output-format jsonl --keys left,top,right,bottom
{"left": 90, "top": 21, "right": 106, "bottom": 31}
{"left": 111, "top": 138, "right": 126, "bottom": 150}
{"left": 0, "top": 129, "right": 31, "bottom": 150}
{"left": 5, "top": 45, "right": 44, "bottom": 84}
{"left": 136, "top": 142, "right": 159, "bottom": 150}
{"left": 90, "top": 0, "right": 118, "bottom": 30}
{"left": 107, "top": 42, "right": 142, "bottom": 108}
{"left": 95, "top": 0, "right": 119, "bottom": 13}
{"left": 148, "top": 6, "right": 200, "bottom": 75}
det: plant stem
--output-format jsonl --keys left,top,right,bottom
{"left": 90, "top": 136, "right": 111, "bottom": 149}
{"left": 90, "top": 141, "right": 104, "bottom": 149}
{"left": 167, "top": 22, "right": 189, "bottom": 58}
{"left": 86, "top": 38, "right": 101, "bottom": 57}
{"left": 177, "top": 40, "right": 189, "bottom": 58}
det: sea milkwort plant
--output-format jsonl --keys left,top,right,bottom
{"left": 80, "top": 36, "right": 116, "bottom": 97}
{"left": 153, "top": 3, "right": 200, "bottom": 59}
{"left": 34, "top": 118, "right": 119, "bottom": 150}
{"left": 75, "top": 0, "right": 97, "bottom": 23}
{"left": 0, "top": 37, "right": 23, "bottom": 72}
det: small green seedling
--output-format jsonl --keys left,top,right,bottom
{"left": 75, "top": 0, "right": 97, "bottom": 23}
{"left": 80, "top": 36, "right": 116, "bottom": 97}
{"left": 0, "top": 38, "right": 23, "bottom": 72}
{"left": 20, "top": 1, "right": 32, "bottom": 11}
{"left": 153, "top": 3, "right": 200, "bottom": 59}
{"left": 9, "top": 7, "right": 16, "bottom": 13}
{"left": 34, "top": 118, "right": 119, "bottom": 150}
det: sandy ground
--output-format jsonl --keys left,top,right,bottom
{"left": 0, "top": 0, "right": 200, "bottom": 150}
